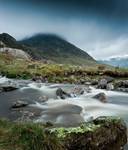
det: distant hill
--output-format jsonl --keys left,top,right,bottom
{"left": 0, "top": 33, "right": 96, "bottom": 65}
{"left": 99, "top": 56, "right": 128, "bottom": 68}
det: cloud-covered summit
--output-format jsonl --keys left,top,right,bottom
{"left": 1, "top": 0, "right": 128, "bottom": 59}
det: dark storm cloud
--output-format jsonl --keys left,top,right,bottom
{"left": 2, "top": 0, "right": 128, "bottom": 19}
{"left": 1, "top": 0, "right": 128, "bottom": 59}
{"left": 8, "top": 0, "right": 128, "bottom": 19}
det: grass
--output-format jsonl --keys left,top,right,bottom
{"left": 0, "top": 53, "right": 128, "bottom": 82}
{"left": 0, "top": 119, "right": 63, "bottom": 150}
{"left": 0, "top": 117, "right": 123, "bottom": 150}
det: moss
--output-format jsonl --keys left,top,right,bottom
{"left": 50, "top": 123, "right": 101, "bottom": 139}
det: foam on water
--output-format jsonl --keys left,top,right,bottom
{"left": 0, "top": 76, "right": 10, "bottom": 84}
{"left": 1, "top": 77, "right": 128, "bottom": 125}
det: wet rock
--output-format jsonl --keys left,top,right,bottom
{"left": 71, "top": 87, "right": 85, "bottom": 96}
{"left": 1, "top": 86, "right": 18, "bottom": 92}
{"left": 97, "top": 79, "right": 107, "bottom": 89}
{"left": 115, "top": 80, "right": 128, "bottom": 88}
{"left": 93, "top": 92, "right": 107, "bottom": 103}
{"left": 16, "top": 110, "right": 34, "bottom": 122}
{"left": 56, "top": 88, "right": 71, "bottom": 99}
{"left": 32, "top": 76, "right": 45, "bottom": 83}
{"left": 106, "top": 83, "right": 114, "bottom": 91}
{"left": 91, "top": 80, "right": 98, "bottom": 85}
{"left": 12, "top": 100, "right": 28, "bottom": 108}
{"left": 38, "top": 96, "right": 48, "bottom": 102}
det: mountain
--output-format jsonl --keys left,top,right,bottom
{"left": 20, "top": 34, "right": 96, "bottom": 65}
{"left": 0, "top": 33, "right": 96, "bottom": 65}
{"left": 99, "top": 56, "right": 128, "bottom": 68}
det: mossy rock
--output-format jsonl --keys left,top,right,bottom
{"left": 51, "top": 116, "right": 127, "bottom": 150}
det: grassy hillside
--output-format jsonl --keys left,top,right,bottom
{"left": 0, "top": 53, "right": 128, "bottom": 83}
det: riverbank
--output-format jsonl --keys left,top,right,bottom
{"left": 0, "top": 53, "right": 128, "bottom": 84}
{"left": 0, "top": 116, "right": 127, "bottom": 150}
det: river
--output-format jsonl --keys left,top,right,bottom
{"left": 0, "top": 76, "right": 128, "bottom": 148}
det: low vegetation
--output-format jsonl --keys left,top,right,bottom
{"left": 0, "top": 117, "right": 126, "bottom": 150}
{"left": 0, "top": 53, "right": 128, "bottom": 83}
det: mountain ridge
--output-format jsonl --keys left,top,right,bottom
{"left": 0, "top": 33, "right": 96, "bottom": 65}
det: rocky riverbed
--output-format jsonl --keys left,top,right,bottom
{"left": 0, "top": 76, "right": 128, "bottom": 149}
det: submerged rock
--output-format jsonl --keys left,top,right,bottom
{"left": 51, "top": 116, "right": 127, "bottom": 150}
{"left": 1, "top": 86, "right": 18, "bottom": 92}
{"left": 12, "top": 100, "right": 28, "bottom": 108}
{"left": 93, "top": 92, "right": 107, "bottom": 103}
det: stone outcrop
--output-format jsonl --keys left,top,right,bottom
{"left": 93, "top": 92, "right": 107, "bottom": 103}
{"left": 0, "top": 47, "right": 30, "bottom": 60}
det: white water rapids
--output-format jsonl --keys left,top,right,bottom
{"left": 0, "top": 76, "right": 128, "bottom": 126}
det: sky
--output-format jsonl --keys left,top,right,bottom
{"left": 1, "top": 0, "right": 128, "bottom": 60}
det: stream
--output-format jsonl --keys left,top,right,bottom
{"left": 0, "top": 76, "right": 128, "bottom": 148}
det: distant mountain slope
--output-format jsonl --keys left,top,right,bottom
{"left": 20, "top": 34, "right": 96, "bottom": 65}
{"left": 0, "top": 33, "right": 96, "bottom": 65}
{"left": 99, "top": 56, "right": 128, "bottom": 68}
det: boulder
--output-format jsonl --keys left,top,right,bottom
{"left": 56, "top": 88, "right": 71, "bottom": 99}
{"left": 51, "top": 116, "right": 127, "bottom": 150}
{"left": 106, "top": 83, "right": 114, "bottom": 91}
{"left": 11, "top": 100, "right": 28, "bottom": 108}
{"left": 97, "top": 79, "right": 107, "bottom": 89}
{"left": 1, "top": 86, "right": 18, "bottom": 92}
{"left": 93, "top": 92, "right": 107, "bottom": 103}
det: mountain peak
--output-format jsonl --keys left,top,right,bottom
{"left": 20, "top": 33, "right": 96, "bottom": 65}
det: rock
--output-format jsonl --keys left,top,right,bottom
{"left": 38, "top": 96, "right": 48, "bottom": 102}
{"left": 106, "top": 83, "right": 114, "bottom": 91}
{"left": 71, "top": 87, "right": 85, "bottom": 96}
{"left": 0, "top": 47, "right": 30, "bottom": 60}
{"left": 32, "top": 76, "right": 44, "bottom": 83}
{"left": 115, "top": 80, "right": 128, "bottom": 88}
{"left": 16, "top": 110, "right": 35, "bottom": 122}
{"left": 51, "top": 116, "right": 127, "bottom": 150}
{"left": 91, "top": 80, "right": 98, "bottom": 85}
{"left": 12, "top": 100, "right": 28, "bottom": 108}
{"left": 1, "top": 86, "right": 18, "bottom": 92}
{"left": 56, "top": 88, "right": 71, "bottom": 99}
{"left": 93, "top": 92, "right": 107, "bottom": 103}
{"left": 97, "top": 79, "right": 107, "bottom": 89}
